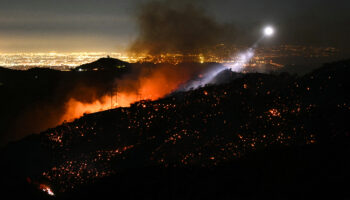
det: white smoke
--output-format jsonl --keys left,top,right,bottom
{"left": 179, "top": 48, "right": 255, "bottom": 91}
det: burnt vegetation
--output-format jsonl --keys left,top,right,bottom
{"left": 1, "top": 60, "right": 350, "bottom": 199}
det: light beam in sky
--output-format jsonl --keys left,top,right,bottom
{"left": 227, "top": 48, "right": 255, "bottom": 72}
{"left": 179, "top": 26, "right": 276, "bottom": 91}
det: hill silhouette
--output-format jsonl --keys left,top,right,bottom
{"left": 0, "top": 66, "right": 13, "bottom": 72}
{"left": 1, "top": 59, "right": 349, "bottom": 199}
{"left": 75, "top": 57, "right": 131, "bottom": 71}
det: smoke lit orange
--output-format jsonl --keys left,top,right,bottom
{"left": 60, "top": 65, "right": 192, "bottom": 123}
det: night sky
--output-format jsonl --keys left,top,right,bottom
{"left": 0, "top": 0, "right": 349, "bottom": 53}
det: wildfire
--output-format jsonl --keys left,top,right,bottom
{"left": 59, "top": 65, "right": 191, "bottom": 123}
{"left": 60, "top": 93, "right": 138, "bottom": 123}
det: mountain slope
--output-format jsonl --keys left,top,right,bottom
{"left": 1, "top": 60, "right": 350, "bottom": 199}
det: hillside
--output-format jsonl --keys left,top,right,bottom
{"left": 75, "top": 57, "right": 131, "bottom": 71}
{"left": 0, "top": 58, "right": 132, "bottom": 146}
{"left": 1, "top": 60, "right": 350, "bottom": 199}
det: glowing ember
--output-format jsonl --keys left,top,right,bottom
{"left": 268, "top": 109, "right": 281, "bottom": 117}
{"left": 39, "top": 184, "right": 55, "bottom": 196}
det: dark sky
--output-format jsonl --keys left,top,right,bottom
{"left": 0, "top": 0, "right": 349, "bottom": 53}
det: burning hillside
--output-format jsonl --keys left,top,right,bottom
{"left": 1, "top": 60, "right": 350, "bottom": 199}
{"left": 0, "top": 60, "right": 223, "bottom": 145}
{"left": 60, "top": 61, "right": 221, "bottom": 123}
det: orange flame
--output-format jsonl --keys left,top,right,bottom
{"left": 60, "top": 65, "right": 191, "bottom": 123}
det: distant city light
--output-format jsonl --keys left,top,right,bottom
{"left": 0, "top": 45, "right": 338, "bottom": 71}
{"left": 264, "top": 26, "right": 274, "bottom": 37}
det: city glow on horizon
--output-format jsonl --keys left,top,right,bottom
{"left": 0, "top": 45, "right": 338, "bottom": 70}
{"left": 0, "top": 52, "right": 140, "bottom": 68}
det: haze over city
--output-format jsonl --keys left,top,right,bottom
{"left": 1, "top": 0, "right": 349, "bottom": 53}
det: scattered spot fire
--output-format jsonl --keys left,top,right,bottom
{"left": 39, "top": 184, "right": 55, "bottom": 196}
{"left": 21, "top": 61, "right": 350, "bottom": 195}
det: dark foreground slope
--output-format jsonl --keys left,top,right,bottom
{"left": 0, "top": 60, "right": 129, "bottom": 146}
{"left": 1, "top": 60, "right": 350, "bottom": 199}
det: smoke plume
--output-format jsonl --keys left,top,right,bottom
{"left": 130, "top": 0, "right": 236, "bottom": 55}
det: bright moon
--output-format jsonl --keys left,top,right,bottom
{"left": 264, "top": 26, "right": 274, "bottom": 36}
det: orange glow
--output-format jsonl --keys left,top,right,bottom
{"left": 39, "top": 184, "right": 55, "bottom": 196}
{"left": 60, "top": 96, "right": 111, "bottom": 122}
{"left": 60, "top": 93, "right": 138, "bottom": 123}
{"left": 268, "top": 108, "right": 281, "bottom": 117}
{"left": 59, "top": 65, "right": 191, "bottom": 123}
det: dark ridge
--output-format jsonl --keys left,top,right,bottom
{"left": 27, "top": 67, "right": 58, "bottom": 72}
{"left": 0, "top": 66, "right": 13, "bottom": 71}
{"left": 75, "top": 57, "right": 131, "bottom": 71}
